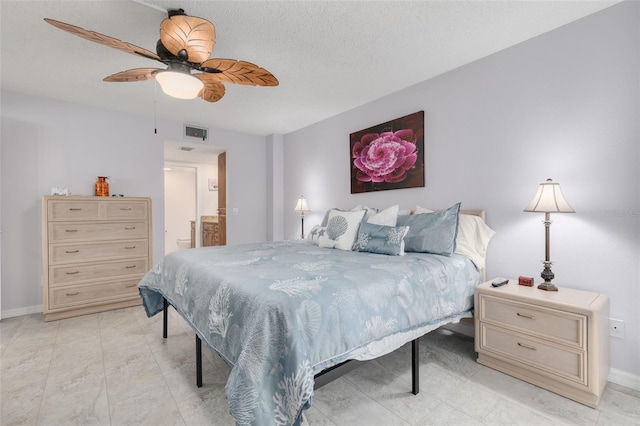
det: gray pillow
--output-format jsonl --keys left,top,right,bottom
{"left": 397, "top": 203, "right": 461, "bottom": 255}
{"left": 352, "top": 222, "right": 409, "bottom": 256}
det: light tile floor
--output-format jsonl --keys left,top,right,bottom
{"left": 1, "top": 307, "right": 638, "bottom": 425}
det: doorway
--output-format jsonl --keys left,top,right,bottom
{"left": 164, "top": 165, "right": 196, "bottom": 255}
{"left": 163, "top": 140, "right": 226, "bottom": 253}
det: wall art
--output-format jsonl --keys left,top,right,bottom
{"left": 350, "top": 110, "right": 424, "bottom": 194}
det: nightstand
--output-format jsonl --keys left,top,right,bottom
{"left": 474, "top": 279, "right": 609, "bottom": 408}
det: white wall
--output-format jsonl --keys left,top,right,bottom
{"left": 0, "top": 91, "right": 268, "bottom": 316}
{"left": 283, "top": 2, "right": 640, "bottom": 379}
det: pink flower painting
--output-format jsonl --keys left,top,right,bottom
{"left": 350, "top": 111, "right": 424, "bottom": 193}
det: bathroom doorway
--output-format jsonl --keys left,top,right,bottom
{"left": 164, "top": 165, "right": 196, "bottom": 255}
{"left": 163, "top": 140, "right": 226, "bottom": 254}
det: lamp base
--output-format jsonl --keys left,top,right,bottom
{"left": 537, "top": 282, "right": 558, "bottom": 291}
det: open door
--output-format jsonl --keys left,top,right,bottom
{"left": 217, "top": 152, "right": 227, "bottom": 245}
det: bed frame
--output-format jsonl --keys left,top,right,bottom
{"left": 161, "top": 298, "right": 421, "bottom": 392}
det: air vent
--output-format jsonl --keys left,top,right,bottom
{"left": 184, "top": 124, "right": 208, "bottom": 141}
{"left": 179, "top": 146, "right": 195, "bottom": 151}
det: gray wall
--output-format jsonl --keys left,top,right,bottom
{"left": 283, "top": 2, "right": 639, "bottom": 378}
{"left": 0, "top": 91, "right": 267, "bottom": 316}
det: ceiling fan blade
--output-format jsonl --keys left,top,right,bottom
{"left": 44, "top": 18, "right": 161, "bottom": 62}
{"left": 160, "top": 15, "right": 215, "bottom": 64}
{"left": 103, "top": 68, "right": 161, "bottom": 82}
{"left": 196, "top": 74, "right": 226, "bottom": 102}
{"left": 200, "top": 59, "right": 278, "bottom": 87}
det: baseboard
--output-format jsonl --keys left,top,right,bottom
{"left": 608, "top": 368, "right": 640, "bottom": 391}
{"left": 1, "top": 304, "right": 42, "bottom": 320}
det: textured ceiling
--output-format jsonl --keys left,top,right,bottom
{"left": 1, "top": 0, "right": 619, "bottom": 136}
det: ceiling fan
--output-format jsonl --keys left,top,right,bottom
{"left": 44, "top": 8, "right": 278, "bottom": 102}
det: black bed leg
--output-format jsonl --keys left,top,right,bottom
{"left": 163, "top": 298, "right": 169, "bottom": 339}
{"left": 196, "top": 335, "right": 203, "bottom": 388}
{"left": 412, "top": 338, "right": 419, "bottom": 395}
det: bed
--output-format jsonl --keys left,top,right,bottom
{"left": 138, "top": 206, "right": 494, "bottom": 426}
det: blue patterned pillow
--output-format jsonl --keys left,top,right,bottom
{"left": 397, "top": 203, "right": 461, "bottom": 255}
{"left": 352, "top": 222, "right": 410, "bottom": 256}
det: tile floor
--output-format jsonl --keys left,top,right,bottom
{"left": 1, "top": 306, "right": 638, "bottom": 425}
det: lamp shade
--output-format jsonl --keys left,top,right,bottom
{"left": 294, "top": 196, "right": 310, "bottom": 212}
{"left": 155, "top": 70, "right": 204, "bottom": 99}
{"left": 524, "top": 179, "right": 575, "bottom": 213}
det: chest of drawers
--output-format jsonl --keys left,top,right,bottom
{"left": 42, "top": 196, "right": 152, "bottom": 321}
{"left": 474, "top": 280, "right": 609, "bottom": 407}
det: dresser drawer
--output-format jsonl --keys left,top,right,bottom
{"left": 479, "top": 294, "right": 586, "bottom": 348}
{"left": 48, "top": 200, "right": 100, "bottom": 221}
{"left": 50, "top": 240, "right": 148, "bottom": 264}
{"left": 479, "top": 323, "right": 586, "bottom": 386}
{"left": 49, "top": 258, "right": 148, "bottom": 286}
{"left": 105, "top": 201, "right": 148, "bottom": 219}
{"left": 49, "top": 279, "right": 140, "bottom": 309}
{"left": 49, "top": 221, "right": 148, "bottom": 242}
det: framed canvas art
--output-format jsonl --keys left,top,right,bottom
{"left": 350, "top": 111, "right": 424, "bottom": 194}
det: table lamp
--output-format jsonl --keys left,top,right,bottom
{"left": 294, "top": 196, "right": 311, "bottom": 239}
{"left": 524, "top": 179, "right": 575, "bottom": 291}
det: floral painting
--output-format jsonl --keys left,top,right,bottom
{"left": 350, "top": 111, "right": 424, "bottom": 193}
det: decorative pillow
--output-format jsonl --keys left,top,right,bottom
{"left": 318, "top": 209, "right": 366, "bottom": 250}
{"left": 414, "top": 205, "right": 432, "bottom": 214}
{"left": 455, "top": 214, "right": 495, "bottom": 269}
{"left": 366, "top": 204, "right": 399, "bottom": 226}
{"left": 414, "top": 205, "right": 495, "bottom": 269}
{"left": 352, "top": 222, "right": 409, "bottom": 256}
{"left": 397, "top": 203, "right": 461, "bottom": 255}
{"left": 351, "top": 204, "right": 378, "bottom": 221}
{"left": 306, "top": 225, "right": 326, "bottom": 245}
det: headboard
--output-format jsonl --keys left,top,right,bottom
{"left": 460, "top": 209, "right": 485, "bottom": 222}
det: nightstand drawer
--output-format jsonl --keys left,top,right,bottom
{"left": 479, "top": 323, "right": 586, "bottom": 386}
{"left": 479, "top": 294, "right": 586, "bottom": 348}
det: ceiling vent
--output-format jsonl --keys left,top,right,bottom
{"left": 184, "top": 124, "right": 208, "bottom": 141}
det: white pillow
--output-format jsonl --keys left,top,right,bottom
{"left": 455, "top": 214, "right": 495, "bottom": 269}
{"left": 319, "top": 209, "right": 366, "bottom": 250}
{"left": 367, "top": 204, "right": 399, "bottom": 226}
{"left": 414, "top": 205, "right": 495, "bottom": 269}
{"left": 351, "top": 204, "right": 377, "bottom": 221}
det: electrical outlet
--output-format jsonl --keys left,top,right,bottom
{"left": 232, "top": 208, "right": 239, "bottom": 216}
{"left": 610, "top": 318, "right": 625, "bottom": 339}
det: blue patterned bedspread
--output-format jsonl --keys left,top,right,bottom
{"left": 138, "top": 240, "right": 480, "bottom": 426}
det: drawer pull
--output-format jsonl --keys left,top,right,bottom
{"left": 516, "top": 312, "right": 535, "bottom": 320}
{"left": 65, "top": 229, "right": 78, "bottom": 233}
{"left": 125, "top": 283, "right": 137, "bottom": 288}
{"left": 517, "top": 342, "right": 537, "bottom": 351}
{"left": 125, "top": 265, "right": 137, "bottom": 269}
{"left": 124, "top": 226, "right": 136, "bottom": 230}
{"left": 121, "top": 207, "right": 132, "bottom": 211}
{"left": 66, "top": 292, "right": 80, "bottom": 296}
{"left": 65, "top": 250, "right": 79, "bottom": 254}
{"left": 65, "top": 271, "right": 80, "bottom": 275}
{"left": 68, "top": 208, "right": 82, "bottom": 211}
{"left": 124, "top": 246, "right": 136, "bottom": 249}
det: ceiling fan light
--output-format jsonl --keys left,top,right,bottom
{"left": 155, "top": 70, "right": 203, "bottom": 99}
